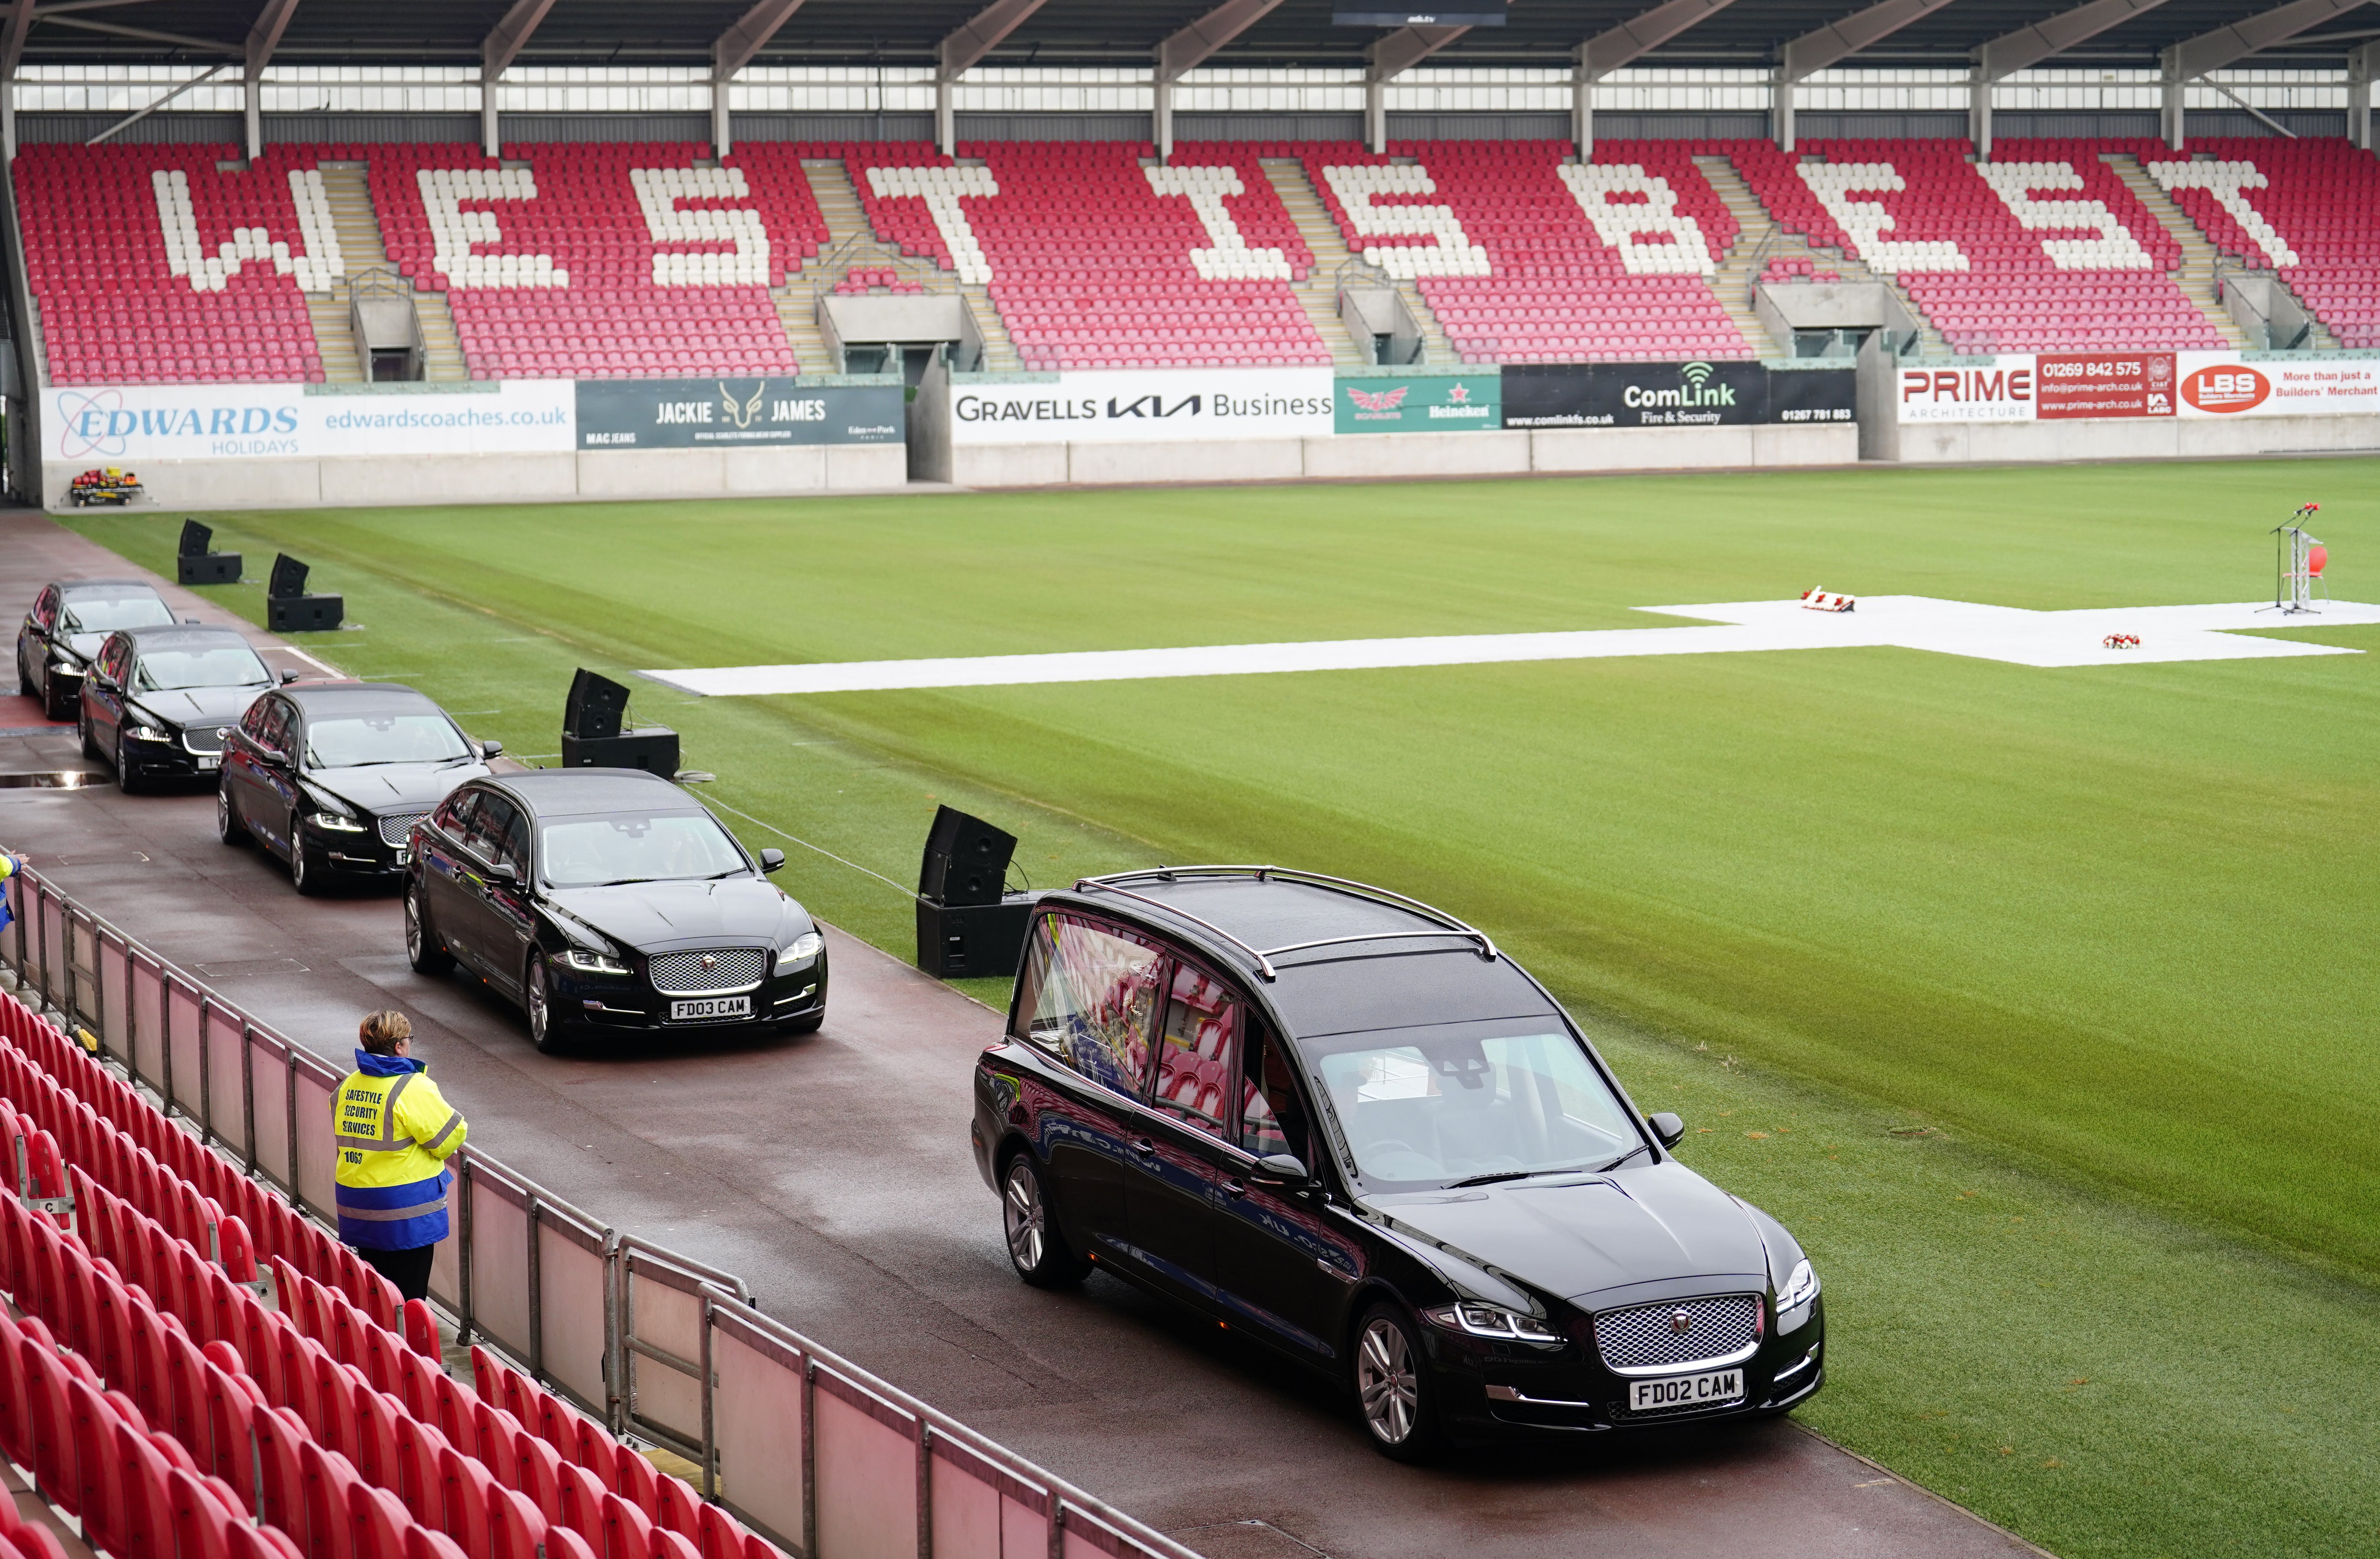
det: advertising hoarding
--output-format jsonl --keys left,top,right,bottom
{"left": 950, "top": 368, "right": 1335, "bottom": 444}
{"left": 1334, "top": 374, "right": 1502, "bottom": 433}
{"left": 1900, "top": 353, "right": 2380, "bottom": 423}
{"left": 1502, "top": 362, "right": 1855, "bottom": 428}
{"left": 575, "top": 379, "right": 903, "bottom": 448}
{"left": 44, "top": 381, "right": 575, "bottom": 462}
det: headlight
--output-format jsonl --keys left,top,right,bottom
{"left": 1421, "top": 1302, "right": 1564, "bottom": 1344}
{"left": 776, "top": 931, "right": 824, "bottom": 973}
{"left": 49, "top": 658, "right": 79, "bottom": 674}
{"left": 1776, "top": 1258, "right": 1820, "bottom": 1333}
{"left": 125, "top": 725, "right": 174, "bottom": 743}
{"left": 559, "top": 948, "right": 631, "bottom": 976}
{"left": 308, "top": 810, "right": 367, "bottom": 832}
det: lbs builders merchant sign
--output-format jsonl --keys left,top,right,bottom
{"left": 576, "top": 378, "right": 903, "bottom": 448}
{"left": 1502, "top": 361, "right": 1856, "bottom": 428}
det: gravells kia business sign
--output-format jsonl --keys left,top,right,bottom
{"left": 575, "top": 378, "right": 904, "bottom": 448}
{"left": 1334, "top": 374, "right": 1502, "bottom": 433}
{"left": 951, "top": 368, "right": 1335, "bottom": 444}
{"left": 1503, "top": 362, "right": 1855, "bottom": 428}
{"left": 44, "top": 382, "right": 576, "bottom": 460}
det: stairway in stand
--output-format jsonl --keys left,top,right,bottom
{"left": 1696, "top": 153, "right": 1948, "bottom": 357}
{"left": 1258, "top": 160, "right": 1377, "bottom": 366}
{"left": 310, "top": 162, "right": 469, "bottom": 381}
{"left": 790, "top": 159, "right": 1021, "bottom": 374}
{"left": 2103, "top": 154, "right": 2267, "bottom": 351}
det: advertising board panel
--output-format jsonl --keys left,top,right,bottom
{"left": 575, "top": 379, "right": 903, "bottom": 448}
{"left": 44, "top": 381, "right": 576, "bottom": 462}
{"left": 1334, "top": 373, "right": 1502, "bottom": 433}
{"left": 1901, "top": 353, "right": 2380, "bottom": 423}
{"left": 950, "top": 368, "right": 1334, "bottom": 444}
{"left": 1503, "top": 362, "right": 1855, "bottom": 428}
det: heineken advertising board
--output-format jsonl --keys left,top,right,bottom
{"left": 575, "top": 379, "right": 904, "bottom": 449}
{"left": 1333, "top": 373, "right": 1503, "bottom": 434}
{"left": 1500, "top": 362, "right": 1857, "bottom": 429}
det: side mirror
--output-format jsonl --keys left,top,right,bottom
{"left": 759, "top": 848, "right": 785, "bottom": 874}
{"left": 1647, "top": 1112, "right": 1686, "bottom": 1150}
{"left": 1250, "top": 1153, "right": 1309, "bottom": 1186}
{"left": 485, "top": 860, "right": 519, "bottom": 884}
{"left": 479, "top": 739, "right": 504, "bottom": 759}
{"left": 279, "top": 669, "right": 300, "bottom": 684}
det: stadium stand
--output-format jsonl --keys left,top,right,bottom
{"left": 0, "top": 986, "right": 779, "bottom": 1559}
{"left": 1727, "top": 139, "right": 2221, "bottom": 354}
{"left": 1295, "top": 140, "right": 1754, "bottom": 364}
{"left": 15, "top": 144, "right": 335, "bottom": 385}
{"left": 2146, "top": 139, "right": 2380, "bottom": 350}
{"left": 370, "top": 141, "right": 826, "bottom": 379}
{"left": 818, "top": 139, "right": 1327, "bottom": 369}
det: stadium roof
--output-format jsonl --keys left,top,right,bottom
{"left": 10, "top": 0, "right": 2376, "bottom": 74}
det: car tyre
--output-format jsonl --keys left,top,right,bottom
{"left": 44, "top": 680, "right": 73, "bottom": 724}
{"left": 525, "top": 952, "right": 570, "bottom": 1055}
{"left": 216, "top": 786, "right": 246, "bottom": 845}
{"left": 78, "top": 706, "right": 97, "bottom": 760}
{"left": 1000, "top": 1152, "right": 1090, "bottom": 1289}
{"left": 404, "top": 883, "right": 452, "bottom": 975}
{"left": 1353, "top": 1304, "right": 1443, "bottom": 1463}
{"left": 15, "top": 656, "right": 31, "bottom": 697}
{"left": 114, "top": 734, "right": 141, "bottom": 795}
{"left": 290, "top": 837, "right": 322, "bottom": 895}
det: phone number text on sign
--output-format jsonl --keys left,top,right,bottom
{"left": 2035, "top": 352, "right": 2175, "bottom": 419}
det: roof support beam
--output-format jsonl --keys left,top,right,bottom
{"left": 481, "top": 0, "right": 560, "bottom": 155}
{"left": 1775, "top": 0, "right": 1961, "bottom": 150}
{"left": 2351, "top": 39, "right": 2378, "bottom": 149}
{"left": 243, "top": 0, "right": 300, "bottom": 159}
{"left": 934, "top": 0, "right": 1046, "bottom": 153}
{"left": 1153, "top": 0, "right": 1291, "bottom": 158}
{"left": 708, "top": 0, "right": 806, "bottom": 154}
{"left": 0, "top": 0, "right": 32, "bottom": 161}
{"left": 1365, "top": 24, "right": 1467, "bottom": 152}
{"left": 1975, "top": 0, "right": 2175, "bottom": 80}
{"left": 2161, "top": 0, "right": 2362, "bottom": 147}
{"left": 1574, "top": 0, "right": 1742, "bottom": 154}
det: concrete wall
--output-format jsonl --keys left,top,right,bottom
{"left": 948, "top": 423, "right": 1859, "bottom": 488}
{"left": 1893, "top": 415, "right": 2380, "bottom": 465}
{"left": 43, "top": 443, "right": 910, "bottom": 512}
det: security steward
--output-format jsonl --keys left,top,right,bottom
{"left": 333, "top": 1010, "right": 467, "bottom": 1301}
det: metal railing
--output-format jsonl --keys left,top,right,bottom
{"left": 0, "top": 862, "right": 1203, "bottom": 1559}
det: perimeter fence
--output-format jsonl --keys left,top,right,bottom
{"left": 0, "top": 861, "right": 1199, "bottom": 1559}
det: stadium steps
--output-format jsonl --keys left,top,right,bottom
{"left": 22, "top": 297, "right": 49, "bottom": 388}
{"left": 947, "top": 156, "right": 1023, "bottom": 372}
{"left": 781, "top": 159, "right": 865, "bottom": 373}
{"left": 313, "top": 159, "right": 470, "bottom": 381}
{"left": 1258, "top": 159, "right": 1376, "bottom": 367}
{"left": 2102, "top": 154, "right": 2257, "bottom": 350}
{"left": 1701, "top": 152, "right": 1948, "bottom": 356}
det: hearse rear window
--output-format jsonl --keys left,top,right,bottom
{"left": 1019, "top": 915, "right": 1162, "bottom": 1098}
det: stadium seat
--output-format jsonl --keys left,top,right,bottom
{"left": 2145, "top": 138, "right": 2380, "bottom": 349}
{"left": 1728, "top": 138, "right": 2223, "bottom": 353}
{"left": 14, "top": 143, "right": 334, "bottom": 384}
{"left": 1296, "top": 139, "right": 1755, "bottom": 364}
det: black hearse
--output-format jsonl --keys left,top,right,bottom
{"left": 972, "top": 868, "right": 1824, "bottom": 1460}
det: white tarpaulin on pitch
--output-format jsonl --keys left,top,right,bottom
{"left": 948, "top": 367, "right": 1335, "bottom": 443}
{"left": 644, "top": 595, "right": 2380, "bottom": 698}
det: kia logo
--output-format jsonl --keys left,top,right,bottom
{"left": 2181, "top": 365, "right": 2270, "bottom": 414}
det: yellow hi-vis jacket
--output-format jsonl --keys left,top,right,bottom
{"left": 332, "top": 1053, "right": 468, "bottom": 1251}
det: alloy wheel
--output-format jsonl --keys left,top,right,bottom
{"left": 404, "top": 893, "right": 423, "bottom": 962}
{"left": 1003, "top": 1159, "right": 1047, "bottom": 1274}
{"left": 114, "top": 736, "right": 136, "bottom": 794}
{"left": 1357, "top": 1316, "right": 1421, "bottom": 1446}
{"left": 291, "top": 839, "right": 312, "bottom": 893}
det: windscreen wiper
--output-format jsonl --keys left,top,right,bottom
{"left": 1596, "top": 1144, "right": 1650, "bottom": 1173}
{"left": 1446, "top": 1163, "right": 1599, "bottom": 1189}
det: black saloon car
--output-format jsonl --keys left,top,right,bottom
{"left": 17, "top": 579, "right": 181, "bottom": 721}
{"left": 973, "top": 868, "right": 1824, "bottom": 1460}
{"left": 219, "top": 682, "right": 495, "bottom": 892}
{"left": 80, "top": 624, "right": 293, "bottom": 791}
{"left": 402, "top": 769, "right": 827, "bottom": 1052}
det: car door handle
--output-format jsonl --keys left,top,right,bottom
{"left": 1223, "top": 1177, "right": 1249, "bottom": 1198}
{"left": 1130, "top": 1139, "right": 1155, "bottom": 1156}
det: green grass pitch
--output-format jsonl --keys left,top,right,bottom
{"left": 61, "top": 456, "right": 2380, "bottom": 1559}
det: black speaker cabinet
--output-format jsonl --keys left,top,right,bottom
{"left": 919, "top": 805, "right": 1017, "bottom": 907}
{"left": 178, "top": 552, "right": 241, "bottom": 585}
{"left": 565, "top": 668, "right": 632, "bottom": 743}
{"left": 560, "top": 728, "right": 681, "bottom": 776}
{"left": 267, "top": 593, "right": 343, "bottom": 632}
{"left": 268, "top": 553, "right": 312, "bottom": 599}
{"left": 915, "top": 895, "right": 1034, "bottom": 979}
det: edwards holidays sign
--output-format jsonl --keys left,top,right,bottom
{"left": 575, "top": 378, "right": 904, "bottom": 448}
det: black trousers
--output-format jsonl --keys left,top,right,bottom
{"left": 352, "top": 1242, "right": 436, "bottom": 1303}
